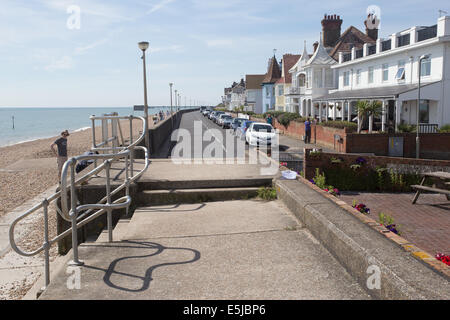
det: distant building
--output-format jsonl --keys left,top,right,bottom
{"left": 261, "top": 55, "right": 282, "bottom": 113}
{"left": 245, "top": 74, "right": 265, "bottom": 113}
{"left": 275, "top": 54, "right": 301, "bottom": 112}
{"left": 223, "top": 79, "right": 246, "bottom": 111}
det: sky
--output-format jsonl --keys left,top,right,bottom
{"left": 0, "top": 0, "right": 449, "bottom": 107}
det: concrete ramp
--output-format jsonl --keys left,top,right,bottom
{"left": 39, "top": 200, "right": 370, "bottom": 300}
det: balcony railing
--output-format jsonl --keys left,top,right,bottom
{"left": 343, "top": 53, "right": 352, "bottom": 62}
{"left": 288, "top": 87, "right": 305, "bottom": 95}
{"left": 382, "top": 40, "right": 391, "bottom": 52}
{"left": 368, "top": 44, "right": 376, "bottom": 56}
{"left": 417, "top": 25, "right": 437, "bottom": 42}
{"left": 397, "top": 34, "right": 410, "bottom": 48}
{"left": 355, "top": 48, "right": 363, "bottom": 59}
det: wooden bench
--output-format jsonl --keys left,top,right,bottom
{"left": 412, "top": 171, "right": 450, "bottom": 204}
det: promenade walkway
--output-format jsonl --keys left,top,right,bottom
{"left": 39, "top": 200, "right": 370, "bottom": 300}
{"left": 32, "top": 110, "right": 371, "bottom": 300}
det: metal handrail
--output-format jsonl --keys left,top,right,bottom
{"left": 9, "top": 114, "right": 148, "bottom": 290}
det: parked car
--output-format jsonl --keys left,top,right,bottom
{"left": 231, "top": 118, "right": 247, "bottom": 133}
{"left": 202, "top": 109, "right": 211, "bottom": 117}
{"left": 200, "top": 106, "right": 206, "bottom": 113}
{"left": 209, "top": 111, "right": 218, "bottom": 120}
{"left": 221, "top": 115, "right": 234, "bottom": 128}
{"left": 212, "top": 111, "right": 225, "bottom": 123}
{"left": 217, "top": 114, "right": 231, "bottom": 126}
{"left": 245, "top": 123, "right": 275, "bottom": 146}
{"left": 237, "top": 120, "right": 254, "bottom": 139}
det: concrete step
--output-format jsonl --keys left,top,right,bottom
{"left": 94, "top": 217, "right": 132, "bottom": 243}
{"left": 135, "top": 187, "right": 260, "bottom": 206}
{"left": 137, "top": 178, "right": 273, "bottom": 191}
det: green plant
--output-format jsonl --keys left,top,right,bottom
{"left": 277, "top": 112, "right": 302, "bottom": 128}
{"left": 439, "top": 124, "right": 450, "bottom": 133}
{"left": 313, "top": 168, "right": 326, "bottom": 189}
{"left": 330, "top": 157, "right": 343, "bottom": 164}
{"left": 378, "top": 212, "right": 395, "bottom": 226}
{"left": 257, "top": 186, "right": 277, "bottom": 200}
{"left": 318, "top": 121, "right": 357, "bottom": 131}
{"left": 397, "top": 123, "right": 416, "bottom": 133}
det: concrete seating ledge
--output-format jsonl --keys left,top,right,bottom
{"left": 275, "top": 178, "right": 450, "bottom": 300}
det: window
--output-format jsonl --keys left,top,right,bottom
{"left": 299, "top": 74, "right": 305, "bottom": 87}
{"left": 420, "top": 57, "right": 431, "bottom": 77}
{"left": 368, "top": 67, "right": 374, "bottom": 84}
{"left": 325, "top": 69, "right": 333, "bottom": 87}
{"left": 278, "top": 85, "right": 284, "bottom": 96}
{"left": 419, "top": 100, "right": 429, "bottom": 123}
{"left": 266, "top": 86, "right": 270, "bottom": 97}
{"left": 306, "top": 70, "right": 311, "bottom": 88}
{"left": 356, "top": 69, "right": 361, "bottom": 85}
{"left": 343, "top": 71, "right": 350, "bottom": 86}
{"left": 396, "top": 60, "right": 405, "bottom": 80}
{"left": 314, "top": 68, "right": 323, "bottom": 88}
{"left": 382, "top": 63, "right": 389, "bottom": 81}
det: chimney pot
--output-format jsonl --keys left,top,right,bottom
{"left": 322, "top": 13, "right": 343, "bottom": 47}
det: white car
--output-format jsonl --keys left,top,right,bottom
{"left": 217, "top": 113, "right": 230, "bottom": 126}
{"left": 245, "top": 123, "right": 276, "bottom": 146}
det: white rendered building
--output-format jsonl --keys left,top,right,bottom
{"left": 316, "top": 16, "right": 450, "bottom": 132}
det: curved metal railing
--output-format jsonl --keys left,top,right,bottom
{"left": 9, "top": 114, "right": 148, "bottom": 290}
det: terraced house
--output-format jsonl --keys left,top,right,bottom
{"left": 287, "top": 14, "right": 377, "bottom": 119}
{"left": 275, "top": 54, "right": 301, "bottom": 112}
{"left": 261, "top": 55, "right": 282, "bottom": 113}
{"left": 317, "top": 15, "right": 450, "bottom": 132}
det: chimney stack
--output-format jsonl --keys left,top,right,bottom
{"left": 365, "top": 14, "right": 379, "bottom": 41}
{"left": 321, "top": 14, "right": 343, "bottom": 47}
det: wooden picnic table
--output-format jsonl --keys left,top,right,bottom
{"left": 412, "top": 171, "right": 450, "bottom": 204}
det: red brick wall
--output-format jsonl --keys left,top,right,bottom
{"left": 303, "top": 148, "right": 450, "bottom": 180}
{"left": 250, "top": 116, "right": 348, "bottom": 151}
{"left": 346, "top": 133, "right": 450, "bottom": 160}
{"left": 244, "top": 114, "right": 450, "bottom": 160}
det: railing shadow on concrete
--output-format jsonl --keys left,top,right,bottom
{"left": 9, "top": 114, "right": 149, "bottom": 291}
{"left": 78, "top": 240, "right": 201, "bottom": 293}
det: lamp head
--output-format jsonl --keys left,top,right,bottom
{"left": 138, "top": 41, "right": 149, "bottom": 51}
{"left": 420, "top": 54, "right": 430, "bottom": 60}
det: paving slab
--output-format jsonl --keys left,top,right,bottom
{"left": 122, "top": 200, "right": 298, "bottom": 240}
{"left": 39, "top": 200, "right": 370, "bottom": 300}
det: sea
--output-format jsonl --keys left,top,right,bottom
{"left": 0, "top": 106, "right": 183, "bottom": 148}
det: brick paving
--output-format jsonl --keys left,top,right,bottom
{"left": 339, "top": 192, "right": 450, "bottom": 256}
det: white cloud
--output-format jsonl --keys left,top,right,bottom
{"left": 44, "top": 56, "right": 74, "bottom": 71}
{"left": 149, "top": 44, "right": 183, "bottom": 53}
{"left": 146, "top": 0, "right": 176, "bottom": 14}
{"left": 206, "top": 39, "right": 233, "bottom": 47}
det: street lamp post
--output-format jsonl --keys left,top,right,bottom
{"left": 416, "top": 54, "right": 430, "bottom": 159}
{"left": 175, "top": 90, "right": 178, "bottom": 112}
{"left": 138, "top": 41, "right": 150, "bottom": 151}
{"left": 169, "top": 83, "right": 173, "bottom": 125}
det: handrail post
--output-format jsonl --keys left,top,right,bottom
{"left": 125, "top": 155, "right": 130, "bottom": 216}
{"left": 129, "top": 116, "right": 134, "bottom": 176}
{"left": 91, "top": 116, "right": 97, "bottom": 169}
{"left": 42, "top": 199, "right": 50, "bottom": 289}
{"left": 105, "top": 161, "right": 113, "bottom": 243}
{"left": 69, "top": 160, "right": 84, "bottom": 266}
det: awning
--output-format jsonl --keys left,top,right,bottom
{"left": 315, "top": 81, "right": 441, "bottom": 101}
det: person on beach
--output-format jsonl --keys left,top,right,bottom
{"left": 266, "top": 114, "right": 273, "bottom": 126}
{"left": 304, "top": 118, "right": 311, "bottom": 144}
{"left": 51, "top": 130, "right": 69, "bottom": 182}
